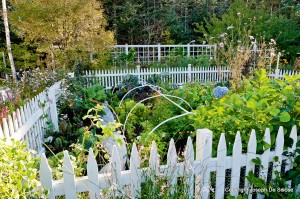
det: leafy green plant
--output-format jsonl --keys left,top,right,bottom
{"left": 0, "top": 139, "right": 47, "bottom": 198}
{"left": 107, "top": 48, "right": 136, "bottom": 68}
{"left": 239, "top": 154, "right": 300, "bottom": 199}
{"left": 190, "top": 69, "right": 300, "bottom": 153}
{"left": 116, "top": 99, "right": 151, "bottom": 143}
{"left": 48, "top": 104, "right": 123, "bottom": 178}
{"left": 44, "top": 121, "right": 81, "bottom": 155}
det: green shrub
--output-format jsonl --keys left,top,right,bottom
{"left": 190, "top": 69, "right": 300, "bottom": 154}
{"left": 0, "top": 139, "right": 47, "bottom": 198}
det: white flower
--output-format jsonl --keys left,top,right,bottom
{"left": 209, "top": 36, "right": 214, "bottom": 40}
{"left": 249, "top": 35, "right": 254, "bottom": 40}
{"left": 220, "top": 32, "right": 227, "bottom": 38}
{"left": 202, "top": 41, "right": 206, "bottom": 44}
{"left": 227, "top": 26, "right": 234, "bottom": 30}
{"left": 219, "top": 42, "right": 224, "bottom": 48}
{"left": 203, "top": 34, "right": 207, "bottom": 37}
{"left": 238, "top": 47, "right": 244, "bottom": 52}
{"left": 270, "top": 48, "right": 275, "bottom": 57}
{"left": 237, "top": 12, "right": 241, "bottom": 15}
{"left": 270, "top": 39, "right": 276, "bottom": 45}
{"left": 237, "top": 40, "right": 241, "bottom": 43}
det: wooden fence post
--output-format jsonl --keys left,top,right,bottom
{"left": 274, "top": 68, "right": 280, "bottom": 79}
{"left": 125, "top": 43, "right": 129, "bottom": 55}
{"left": 158, "top": 43, "right": 161, "bottom": 63}
{"left": 48, "top": 83, "right": 59, "bottom": 131}
{"left": 195, "top": 129, "right": 212, "bottom": 199}
{"left": 136, "top": 64, "right": 141, "bottom": 83}
{"left": 213, "top": 44, "right": 217, "bottom": 60}
{"left": 187, "top": 64, "right": 192, "bottom": 83}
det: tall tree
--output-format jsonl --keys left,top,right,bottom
{"left": 2, "top": 0, "right": 16, "bottom": 79}
{"left": 9, "top": 0, "right": 114, "bottom": 68}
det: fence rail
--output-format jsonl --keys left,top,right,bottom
{"left": 0, "top": 82, "right": 60, "bottom": 156}
{"left": 39, "top": 126, "right": 298, "bottom": 198}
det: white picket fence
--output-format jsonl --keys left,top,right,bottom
{"left": 0, "top": 82, "right": 61, "bottom": 156}
{"left": 111, "top": 44, "right": 217, "bottom": 66}
{"left": 84, "top": 66, "right": 300, "bottom": 89}
{"left": 268, "top": 68, "right": 300, "bottom": 79}
{"left": 84, "top": 66, "right": 231, "bottom": 88}
{"left": 39, "top": 126, "right": 298, "bottom": 198}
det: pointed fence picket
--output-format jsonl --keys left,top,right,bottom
{"left": 167, "top": 138, "right": 178, "bottom": 195}
{"left": 245, "top": 130, "right": 257, "bottom": 199}
{"left": 230, "top": 131, "right": 242, "bottom": 197}
{"left": 216, "top": 133, "right": 227, "bottom": 199}
{"left": 39, "top": 126, "right": 299, "bottom": 198}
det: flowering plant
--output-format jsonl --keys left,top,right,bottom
{"left": 213, "top": 86, "right": 228, "bottom": 98}
{"left": 202, "top": 12, "right": 277, "bottom": 91}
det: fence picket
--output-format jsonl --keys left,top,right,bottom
{"left": 245, "top": 130, "right": 257, "bottom": 198}
{"left": 285, "top": 126, "right": 297, "bottom": 187}
{"left": 272, "top": 127, "right": 284, "bottom": 179}
{"left": 24, "top": 103, "right": 30, "bottom": 120}
{"left": 12, "top": 111, "right": 19, "bottom": 132}
{"left": 167, "top": 138, "right": 178, "bottom": 195}
{"left": 63, "top": 150, "right": 77, "bottom": 199}
{"left": 216, "top": 133, "right": 227, "bottom": 199}
{"left": 195, "top": 129, "right": 212, "bottom": 199}
{"left": 149, "top": 141, "right": 159, "bottom": 179}
{"left": 16, "top": 109, "right": 22, "bottom": 127}
{"left": 87, "top": 148, "right": 100, "bottom": 199}
{"left": 0, "top": 125, "right": 4, "bottom": 138}
{"left": 257, "top": 128, "right": 271, "bottom": 199}
{"left": 111, "top": 145, "right": 122, "bottom": 197}
{"left": 130, "top": 143, "right": 141, "bottom": 198}
{"left": 7, "top": 115, "right": 14, "bottom": 136}
{"left": 20, "top": 106, "right": 26, "bottom": 124}
{"left": 230, "top": 131, "right": 242, "bottom": 197}
{"left": 40, "top": 154, "right": 54, "bottom": 199}
{"left": 184, "top": 136, "right": 194, "bottom": 199}
{"left": 259, "top": 128, "right": 271, "bottom": 181}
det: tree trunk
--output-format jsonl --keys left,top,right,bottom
{"left": 2, "top": 0, "right": 16, "bottom": 80}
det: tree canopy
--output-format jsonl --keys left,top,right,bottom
{"left": 9, "top": 0, "right": 114, "bottom": 67}
{"left": 1, "top": 0, "right": 299, "bottom": 69}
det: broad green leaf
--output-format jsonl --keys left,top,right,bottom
{"left": 246, "top": 100, "right": 256, "bottom": 109}
{"left": 263, "top": 141, "right": 271, "bottom": 150}
{"left": 96, "top": 121, "right": 101, "bottom": 128}
{"left": 279, "top": 111, "right": 290, "bottom": 122}
{"left": 269, "top": 108, "right": 280, "bottom": 116}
